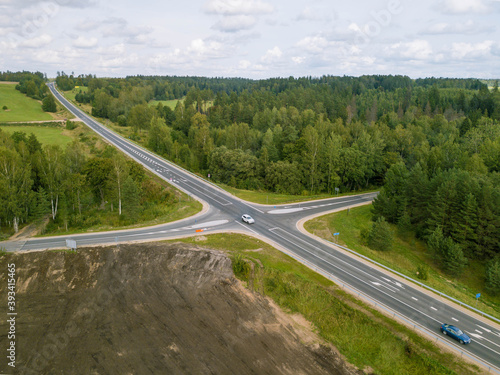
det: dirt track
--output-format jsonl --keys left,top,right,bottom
{"left": 0, "top": 243, "right": 361, "bottom": 375}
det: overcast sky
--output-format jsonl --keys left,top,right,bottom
{"left": 1, "top": 0, "right": 499, "bottom": 79}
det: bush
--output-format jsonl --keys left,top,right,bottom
{"left": 368, "top": 216, "right": 393, "bottom": 251}
{"left": 416, "top": 264, "right": 429, "bottom": 280}
{"left": 117, "top": 114, "right": 127, "bottom": 126}
{"left": 232, "top": 253, "right": 250, "bottom": 279}
{"left": 360, "top": 227, "right": 370, "bottom": 245}
{"left": 66, "top": 120, "right": 77, "bottom": 130}
{"left": 2, "top": 105, "right": 7, "bottom": 110}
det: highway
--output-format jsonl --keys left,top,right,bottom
{"left": 2, "top": 82, "right": 499, "bottom": 373}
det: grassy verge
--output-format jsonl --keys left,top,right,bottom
{"left": 218, "top": 183, "right": 378, "bottom": 205}
{"left": 171, "top": 233, "right": 480, "bottom": 375}
{"left": 304, "top": 205, "right": 500, "bottom": 321}
{"left": 43, "top": 196, "right": 201, "bottom": 236}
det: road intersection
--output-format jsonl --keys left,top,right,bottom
{"left": 2, "top": 83, "right": 499, "bottom": 373}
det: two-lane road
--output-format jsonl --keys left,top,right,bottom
{"left": 1, "top": 83, "right": 498, "bottom": 373}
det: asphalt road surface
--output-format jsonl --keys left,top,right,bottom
{"left": 2, "top": 83, "right": 499, "bottom": 373}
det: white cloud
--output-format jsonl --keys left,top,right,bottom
{"left": 238, "top": 59, "right": 251, "bottom": 69}
{"left": 19, "top": 33, "right": 52, "bottom": 48}
{"left": 1, "top": 0, "right": 500, "bottom": 79}
{"left": 187, "top": 38, "right": 226, "bottom": 59}
{"left": 212, "top": 15, "right": 256, "bottom": 32}
{"left": 423, "top": 20, "right": 491, "bottom": 34}
{"left": 98, "top": 53, "right": 139, "bottom": 69}
{"left": 0, "top": 0, "right": 95, "bottom": 8}
{"left": 388, "top": 40, "right": 433, "bottom": 60}
{"left": 101, "top": 17, "right": 153, "bottom": 40}
{"left": 73, "top": 36, "right": 98, "bottom": 48}
{"left": 32, "top": 49, "right": 63, "bottom": 64}
{"left": 204, "top": 0, "right": 274, "bottom": 15}
{"left": 96, "top": 43, "right": 126, "bottom": 56}
{"left": 451, "top": 40, "right": 493, "bottom": 59}
{"left": 440, "top": 0, "right": 489, "bottom": 13}
{"left": 296, "top": 7, "right": 321, "bottom": 21}
{"left": 75, "top": 18, "right": 101, "bottom": 31}
{"left": 296, "top": 36, "right": 329, "bottom": 54}
{"left": 261, "top": 46, "right": 282, "bottom": 63}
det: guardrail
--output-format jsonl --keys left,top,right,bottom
{"left": 276, "top": 241, "right": 500, "bottom": 374}
{"left": 324, "top": 239, "right": 500, "bottom": 325}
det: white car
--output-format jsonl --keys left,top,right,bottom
{"left": 242, "top": 214, "right": 255, "bottom": 224}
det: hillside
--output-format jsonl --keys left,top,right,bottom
{"left": 0, "top": 243, "right": 360, "bottom": 375}
{"left": 0, "top": 83, "right": 53, "bottom": 122}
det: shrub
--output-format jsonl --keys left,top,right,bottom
{"left": 117, "top": 114, "right": 127, "bottom": 126}
{"left": 232, "top": 253, "right": 250, "bottom": 279}
{"left": 66, "top": 120, "right": 77, "bottom": 130}
{"left": 2, "top": 105, "right": 7, "bottom": 110}
{"left": 416, "top": 264, "right": 429, "bottom": 280}
{"left": 368, "top": 216, "right": 393, "bottom": 251}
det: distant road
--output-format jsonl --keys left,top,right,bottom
{"left": 2, "top": 83, "right": 499, "bottom": 373}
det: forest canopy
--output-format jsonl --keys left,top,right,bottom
{"left": 2, "top": 71, "right": 499, "bottom": 267}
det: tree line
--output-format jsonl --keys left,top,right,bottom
{"left": 61, "top": 73, "right": 500, "bottom": 290}
{"left": 0, "top": 127, "right": 174, "bottom": 237}
{"left": 0, "top": 71, "right": 57, "bottom": 112}
{"left": 62, "top": 74, "right": 500, "bottom": 195}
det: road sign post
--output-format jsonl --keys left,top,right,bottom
{"left": 333, "top": 232, "right": 340, "bottom": 243}
{"left": 66, "top": 239, "right": 77, "bottom": 251}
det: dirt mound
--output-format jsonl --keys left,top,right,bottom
{"left": 0, "top": 243, "right": 361, "bottom": 375}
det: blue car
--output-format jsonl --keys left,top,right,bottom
{"left": 440, "top": 323, "right": 471, "bottom": 344}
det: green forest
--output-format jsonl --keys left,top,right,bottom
{"left": 1, "top": 71, "right": 499, "bottom": 293}
{"left": 0, "top": 122, "right": 192, "bottom": 239}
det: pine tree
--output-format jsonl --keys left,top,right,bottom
{"left": 427, "top": 226, "right": 467, "bottom": 275}
{"left": 485, "top": 257, "right": 500, "bottom": 295}
{"left": 451, "top": 193, "right": 478, "bottom": 257}
{"left": 368, "top": 216, "right": 393, "bottom": 251}
{"left": 122, "top": 176, "right": 141, "bottom": 219}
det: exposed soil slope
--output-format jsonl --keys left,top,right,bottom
{"left": 0, "top": 243, "right": 361, "bottom": 375}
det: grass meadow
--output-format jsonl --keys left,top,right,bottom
{"left": 0, "top": 124, "right": 73, "bottom": 147}
{"left": 0, "top": 83, "right": 54, "bottom": 122}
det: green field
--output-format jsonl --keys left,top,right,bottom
{"left": 0, "top": 83, "right": 54, "bottom": 122}
{"left": 0, "top": 124, "right": 73, "bottom": 147}
{"left": 172, "top": 233, "right": 479, "bottom": 375}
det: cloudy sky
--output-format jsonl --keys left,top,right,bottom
{"left": 1, "top": 0, "right": 499, "bottom": 79}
